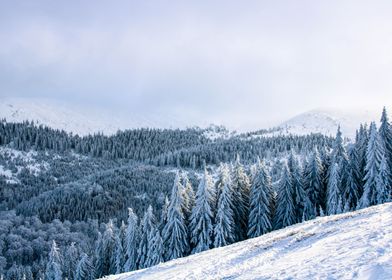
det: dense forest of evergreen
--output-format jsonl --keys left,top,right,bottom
{"left": 0, "top": 108, "right": 391, "bottom": 279}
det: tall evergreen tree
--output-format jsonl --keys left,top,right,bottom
{"left": 342, "top": 147, "right": 361, "bottom": 210}
{"left": 287, "top": 153, "right": 307, "bottom": 222}
{"left": 114, "top": 221, "right": 126, "bottom": 274}
{"left": 326, "top": 163, "right": 342, "bottom": 215}
{"left": 124, "top": 208, "right": 139, "bottom": 272}
{"left": 190, "top": 169, "right": 215, "bottom": 254}
{"left": 360, "top": 122, "right": 384, "bottom": 208}
{"left": 146, "top": 228, "right": 164, "bottom": 267}
{"left": 45, "top": 241, "right": 62, "bottom": 280}
{"left": 95, "top": 220, "right": 116, "bottom": 277}
{"left": 182, "top": 173, "right": 195, "bottom": 224}
{"left": 274, "top": 163, "right": 296, "bottom": 229}
{"left": 248, "top": 160, "right": 273, "bottom": 238}
{"left": 231, "top": 155, "right": 251, "bottom": 241}
{"left": 214, "top": 164, "right": 235, "bottom": 247}
{"left": 379, "top": 107, "right": 392, "bottom": 189}
{"left": 75, "top": 254, "right": 94, "bottom": 280}
{"left": 376, "top": 154, "right": 391, "bottom": 204}
{"left": 304, "top": 148, "right": 324, "bottom": 214}
{"left": 137, "top": 205, "right": 156, "bottom": 269}
{"left": 63, "top": 242, "right": 78, "bottom": 280}
{"left": 162, "top": 173, "right": 189, "bottom": 260}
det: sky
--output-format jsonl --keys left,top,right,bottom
{"left": 1, "top": 0, "right": 392, "bottom": 130}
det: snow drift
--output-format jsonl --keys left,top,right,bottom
{"left": 103, "top": 203, "right": 392, "bottom": 280}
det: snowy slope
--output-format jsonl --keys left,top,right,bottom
{"left": 274, "top": 108, "right": 379, "bottom": 139}
{"left": 0, "top": 97, "right": 191, "bottom": 136}
{"left": 104, "top": 203, "right": 392, "bottom": 280}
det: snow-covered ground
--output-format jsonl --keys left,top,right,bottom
{"left": 104, "top": 203, "right": 392, "bottom": 280}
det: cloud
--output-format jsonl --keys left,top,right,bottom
{"left": 1, "top": 0, "right": 392, "bottom": 130}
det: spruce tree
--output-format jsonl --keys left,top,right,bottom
{"left": 190, "top": 169, "right": 215, "bottom": 254}
{"left": 274, "top": 163, "right": 296, "bottom": 229}
{"left": 326, "top": 163, "right": 342, "bottom": 215}
{"left": 124, "top": 208, "right": 139, "bottom": 272}
{"left": 137, "top": 205, "right": 156, "bottom": 269}
{"left": 146, "top": 228, "right": 164, "bottom": 267}
{"left": 342, "top": 147, "right": 361, "bottom": 210}
{"left": 162, "top": 172, "right": 189, "bottom": 260}
{"left": 45, "top": 241, "right": 62, "bottom": 280}
{"left": 75, "top": 253, "right": 94, "bottom": 280}
{"left": 63, "top": 242, "right": 78, "bottom": 280}
{"left": 287, "top": 153, "right": 307, "bottom": 223}
{"left": 379, "top": 107, "right": 392, "bottom": 190}
{"left": 304, "top": 148, "right": 324, "bottom": 214}
{"left": 214, "top": 164, "right": 235, "bottom": 247}
{"left": 231, "top": 155, "right": 251, "bottom": 241}
{"left": 248, "top": 160, "right": 273, "bottom": 238}
{"left": 376, "top": 154, "right": 390, "bottom": 204}
{"left": 360, "top": 122, "right": 384, "bottom": 208}
{"left": 114, "top": 222, "right": 126, "bottom": 274}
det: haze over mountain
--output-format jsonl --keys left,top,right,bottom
{"left": 0, "top": 97, "right": 385, "bottom": 138}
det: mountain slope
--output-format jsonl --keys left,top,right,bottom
{"left": 104, "top": 203, "right": 392, "bottom": 280}
{"left": 0, "top": 97, "right": 191, "bottom": 136}
{"left": 275, "top": 108, "right": 379, "bottom": 139}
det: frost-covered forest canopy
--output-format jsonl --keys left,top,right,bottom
{"left": 0, "top": 107, "right": 391, "bottom": 280}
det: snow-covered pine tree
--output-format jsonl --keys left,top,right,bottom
{"left": 63, "top": 242, "right": 78, "bottom": 280}
{"left": 376, "top": 154, "right": 390, "bottom": 204}
{"left": 287, "top": 153, "right": 307, "bottom": 223}
{"left": 190, "top": 169, "right": 215, "bottom": 254}
{"left": 330, "top": 126, "right": 349, "bottom": 196}
{"left": 181, "top": 172, "right": 195, "bottom": 224}
{"left": 304, "top": 148, "right": 324, "bottom": 215}
{"left": 124, "top": 208, "right": 139, "bottom": 272}
{"left": 75, "top": 253, "right": 94, "bottom": 280}
{"left": 45, "top": 241, "right": 62, "bottom": 280}
{"left": 342, "top": 146, "right": 361, "bottom": 211}
{"left": 214, "top": 163, "right": 235, "bottom": 247}
{"left": 231, "top": 155, "right": 251, "bottom": 241}
{"left": 137, "top": 205, "right": 156, "bottom": 269}
{"left": 114, "top": 221, "right": 126, "bottom": 274}
{"left": 326, "top": 163, "right": 342, "bottom": 215}
{"left": 248, "top": 159, "right": 273, "bottom": 238}
{"left": 146, "top": 228, "right": 164, "bottom": 267}
{"left": 162, "top": 172, "right": 189, "bottom": 260}
{"left": 274, "top": 163, "right": 296, "bottom": 230}
{"left": 359, "top": 122, "right": 384, "bottom": 208}
{"left": 96, "top": 220, "right": 116, "bottom": 277}
{"left": 379, "top": 107, "right": 392, "bottom": 189}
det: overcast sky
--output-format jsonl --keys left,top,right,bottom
{"left": 1, "top": 1, "right": 392, "bottom": 130}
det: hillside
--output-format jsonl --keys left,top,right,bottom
{"left": 104, "top": 203, "right": 392, "bottom": 280}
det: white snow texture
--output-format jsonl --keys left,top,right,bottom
{"left": 103, "top": 203, "right": 392, "bottom": 280}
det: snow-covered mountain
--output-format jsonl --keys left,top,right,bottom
{"left": 0, "top": 97, "right": 384, "bottom": 138}
{"left": 274, "top": 108, "right": 380, "bottom": 139}
{"left": 104, "top": 203, "right": 392, "bottom": 280}
{"left": 0, "top": 97, "right": 191, "bottom": 136}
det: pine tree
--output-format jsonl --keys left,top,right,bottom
{"left": 342, "top": 147, "right": 361, "bottom": 210}
{"left": 379, "top": 107, "right": 392, "bottom": 192}
{"left": 63, "top": 242, "right": 78, "bottom": 280}
{"left": 138, "top": 205, "right": 156, "bottom": 269}
{"left": 274, "top": 163, "right": 296, "bottom": 229}
{"left": 304, "top": 148, "right": 324, "bottom": 214}
{"left": 124, "top": 208, "right": 139, "bottom": 272}
{"left": 75, "top": 253, "right": 94, "bottom": 280}
{"left": 248, "top": 160, "right": 273, "bottom": 238}
{"left": 114, "top": 222, "right": 126, "bottom": 274}
{"left": 287, "top": 153, "right": 307, "bottom": 223}
{"left": 326, "top": 163, "right": 342, "bottom": 215}
{"left": 95, "top": 220, "right": 116, "bottom": 277}
{"left": 360, "top": 122, "right": 384, "bottom": 208}
{"left": 45, "top": 241, "right": 62, "bottom": 280}
{"left": 376, "top": 154, "right": 390, "bottom": 204}
{"left": 146, "top": 228, "right": 164, "bottom": 267}
{"left": 231, "top": 155, "right": 251, "bottom": 241}
{"left": 190, "top": 169, "right": 215, "bottom": 254}
{"left": 182, "top": 173, "right": 195, "bottom": 224}
{"left": 214, "top": 164, "right": 235, "bottom": 247}
{"left": 330, "top": 126, "right": 349, "bottom": 196}
{"left": 162, "top": 172, "right": 189, "bottom": 260}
